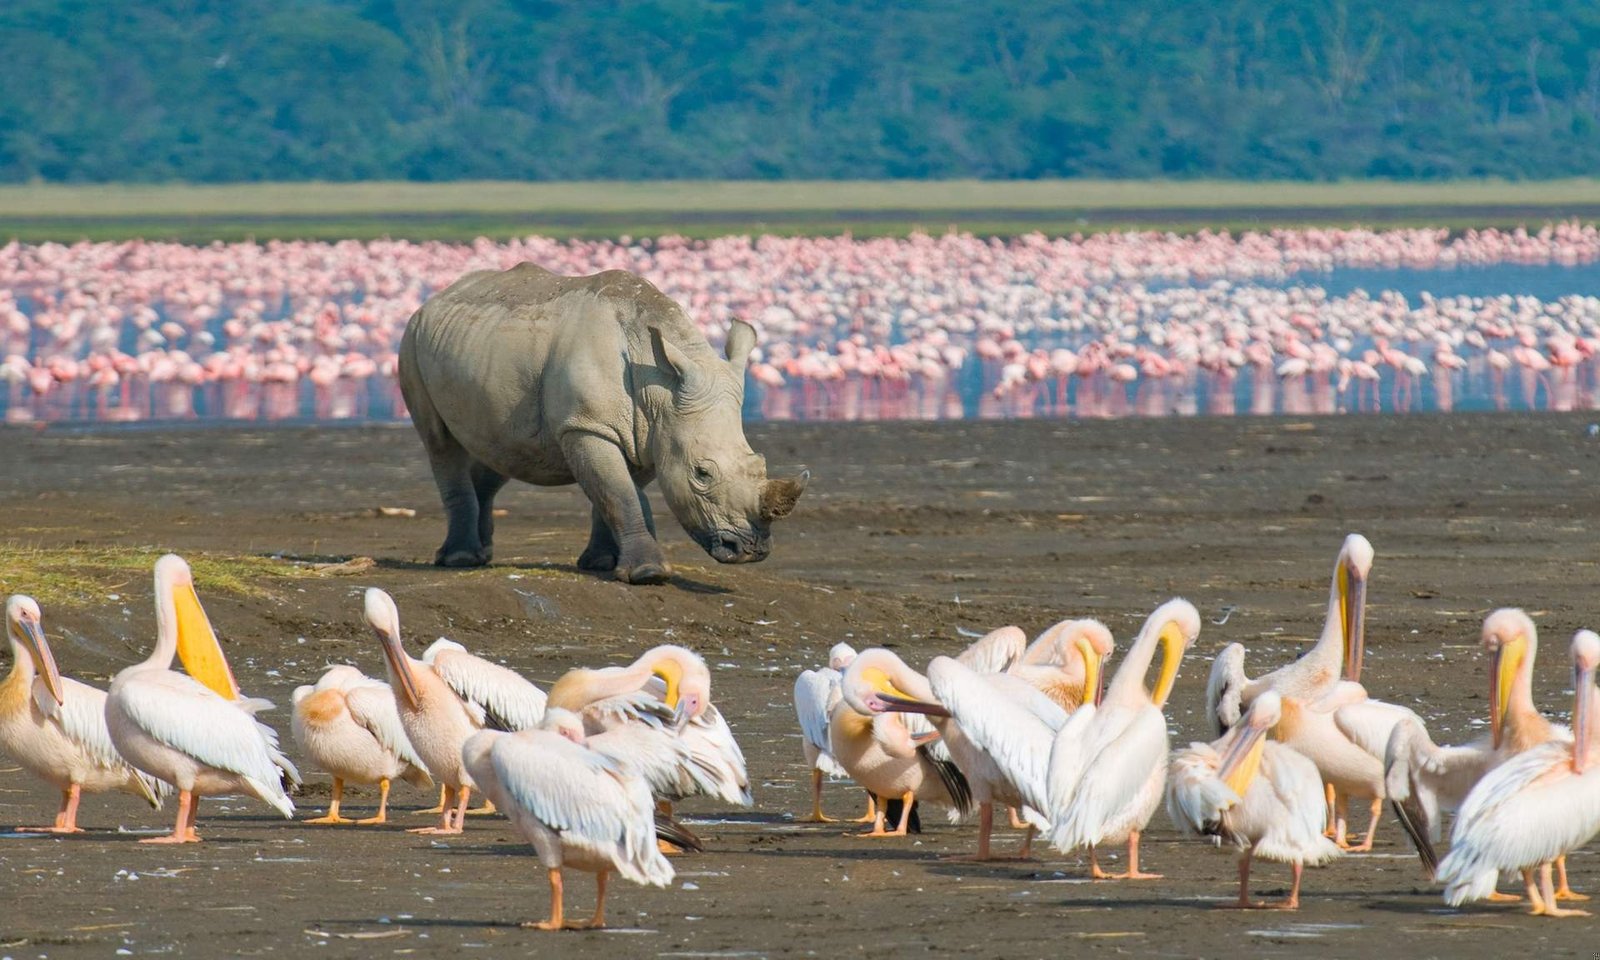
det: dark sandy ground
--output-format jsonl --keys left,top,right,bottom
{"left": 2, "top": 414, "right": 1600, "bottom": 959}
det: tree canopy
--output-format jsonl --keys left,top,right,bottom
{"left": 4, "top": 0, "right": 1600, "bottom": 183}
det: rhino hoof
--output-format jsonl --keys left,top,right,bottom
{"left": 436, "top": 547, "right": 490, "bottom": 568}
{"left": 618, "top": 562, "right": 672, "bottom": 585}
{"left": 577, "top": 548, "right": 619, "bottom": 572}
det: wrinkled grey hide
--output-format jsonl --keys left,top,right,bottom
{"left": 398, "top": 264, "right": 807, "bottom": 584}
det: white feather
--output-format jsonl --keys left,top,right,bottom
{"left": 344, "top": 683, "right": 432, "bottom": 778}
{"left": 793, "top": 667, "right": 846, "bottom": 777}
{"left": 956, "top": 626, "right": 1027, "bottom": 675}
{"left": 425, "top": 639, "right": 546, "bottom": 732}
{"left": 115, "top": 671, "right": 297, "bottom": 816}
{"left": 927, "top": 656, "right": 1058, "bottom": 816}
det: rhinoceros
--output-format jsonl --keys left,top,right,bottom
{"left": 397, "top": 263, "right": 807, "bottom": 584}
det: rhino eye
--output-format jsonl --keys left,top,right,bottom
{"left": 693, "top": 462, "right": 716, "bottom": 484}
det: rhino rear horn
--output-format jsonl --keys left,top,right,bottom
{"left": 725, "top": 319, "right": 758, "bottom": 370}
{"left": 760, "top": 470, "right": 809, "bottom": 521}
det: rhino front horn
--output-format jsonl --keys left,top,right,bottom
{"left": 760, "top": 470, "right": 809, "bottom": 521}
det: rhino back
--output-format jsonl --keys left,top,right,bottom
{"left": 404, "top": 265, "right": 680, "bottom": 482}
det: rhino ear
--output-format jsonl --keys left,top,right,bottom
{"left": 649, "top": 326, "right": 701, "bottom": 394}
{"left": 724, "top": 320, "right": 758, "bottom": 370}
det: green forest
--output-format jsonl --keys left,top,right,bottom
{"left": 4, "top": 0, "right": 1600, "bottom": 183}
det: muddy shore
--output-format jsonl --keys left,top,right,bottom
{"left": 1, "top": 414, "right": 1598, "bottom": 959}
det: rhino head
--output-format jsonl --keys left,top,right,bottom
{"left": 647, "top": 319, "right": 808, "bottom": 564}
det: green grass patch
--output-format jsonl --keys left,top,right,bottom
{"left": 4, "top": 179, "right": 1600, "bottom": 242}
{"left": 0, "top": 544, "right": 318, "bottom": 606}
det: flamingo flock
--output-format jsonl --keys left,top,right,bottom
{"left": 4, "top": 223, "right": 1600, "bottom": 424}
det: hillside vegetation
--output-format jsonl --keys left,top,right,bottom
{"left": 4, "top": 1, "right": 1600, "bottom": 183}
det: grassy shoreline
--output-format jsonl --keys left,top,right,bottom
{"left": 4, "top": 178, "right": 1600, "bottom": 241}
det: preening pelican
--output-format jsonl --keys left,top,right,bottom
{"left": 872, "top": 640, "right": 1099, "bottom": 859}
{"left": 292, "top": 665, "right": 432, "bottom": 824}
{"left": 1207, "top": 534, "right": 1372, "bottom": 733}
{"left": 549, "top": 645, "right": 752, "bottom": 811}
{"left": 364, "top": 588, "right": 482, "bottom": 834}
{"left": 1168, "top": 691, "right": 1342, "bottom": 909}
{"left": 837, "top": 650, "right": 973, "bottom": 837}
{"left": 0, "top": 596, "right": 167, "bottom": 832}
{"left": 1387, "top": 609, "right": 1583, "bottom": 899}
{"left": 792, "top": 642, "right": 859, "bottom": 822}
{"left": 1208, "top": 533, "right": 1398, "bottom": 848}
{"left": 1010, "top": 619, "right": 1115, "bottom": 711}
{"left": 416, "top": 637, "right": 548, "bottom": 815}
{"left": 105, "top": 555, "right": 298, "bottom": 843}
{"left": 1436, "top": 630, "right": 1600, "bottom": 918}
{"left": 461, "top": 710, "right": 679, "bottom": 931}
{"left": 1048, "top": 598, "right": 1200, "bottom": 879}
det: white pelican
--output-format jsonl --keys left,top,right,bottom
{"left": 836, "top": 650, "right": 973, "bottom": 837}
{"left": 1436, "top": 630, "right": 1600, "bottom": 918}
{"left": 0, "top": 596, "right": 167, "bottom": 832}
{"left": 1048, "top": 598, "right": 1200, "bottom": 878}
{"left": 105, "top": 555, "right": 298, "bottom": 843}
{"left": 1168, "top": 691, "right": 1342, "bottom": 909}
{"left": 996, "top": 618, "right": 1115, "bottom": 832}
{"left": 363, "top": 588, "right": 482, "bottom": 834}
{"left": 460, "top": 710, "right": 678, "bottom": 930}
{"left": 416, "top": 637, "right": 548, "bottom": 815}
{"left": 1010, "top": 619, "right": 1115, "bottom": 711}
{"left": 548, "top": 645, "right": 751, "bottom": 810}
{"left": 1387, "top": 609, "right": 1584, "bottom": 899}
{"left": 869, "top": 634, "right": 1105, "bottom": 859}
{"left": 292, "top": 664, "right": 432, "bottom": 824}
{"left": 1208, "top": 533, "right": 1402, "bottom": 849}
{"left": 792, "top": 642, "right": 861, "bottom": 822}
{"left": 1206, "top": 534, "right": 1372, "bottom": 733}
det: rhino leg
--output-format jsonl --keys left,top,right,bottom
{"left": 563, "top": 433, "right": 671, "bottom": 585}
{"left": 578, "top": 506, "right": 620, "bottom": 572}
{"left": 402, "top": 350, "right": 490, "bottom": 568}
{"left": 578, "top": 482, "right": 657, "bottom": 572}
{"left": 423, "top": 439, "right": 489, "bottom": 567}
{"left": 470, "top": 463, "right": 511, "bottom": 559}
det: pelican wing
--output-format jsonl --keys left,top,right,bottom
{"left": 1044, "top": 702, "right": 1101, "bottom": 812}
{"left": 587, "top": 724, "right": 700, "bottom": 799}
{"left": 793, "top": 668, "right": 841, "bottom": 756}
{"left": 1205, "top": 643, "right": 1248, "bottom": 736}
{"left": 116, "top": 672, "right": 295, "bottom": 816}
{"left": 1383, "top": 713, "right": 1494, "bottom": 876}
{"left": 580, "top": 689, "right": 674, "bottom": 732}
{"left": 683, "top": 705, "right": 752, "bottom": 807}
{"left": 344, "top": 682, "right": 431, "bottom": 777}
{"left": 927, "top": 656, "right": 1058, "bottom": 813}
{"left": 37, "top": 677, "right": 123, "bottom": 770}
{"left": 956, "top": 627, "right": 1026, "bottom": 674}
{"left": 1258, "top": 744, "right": 1343, "bottom": 866}
{"left": 430, "top": 648, "right": 546, "bottom": 732}
{"left": 1049, "top": 703, "right": 1168, "bottom": 852}
{"left": 872, "top": 712, "right": 920, "bottom": 759}
{"left": 488, "top": 730, "right": 673, "bottom": 887}
{"left": 1332, "top": 696, "right": 1421, "bottom": 760}
{"left": 39, "top": 677, "right": 170, "bottom": 806}
{"left": 1165, "top": 742, "right": 1238, "bottom": 840}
